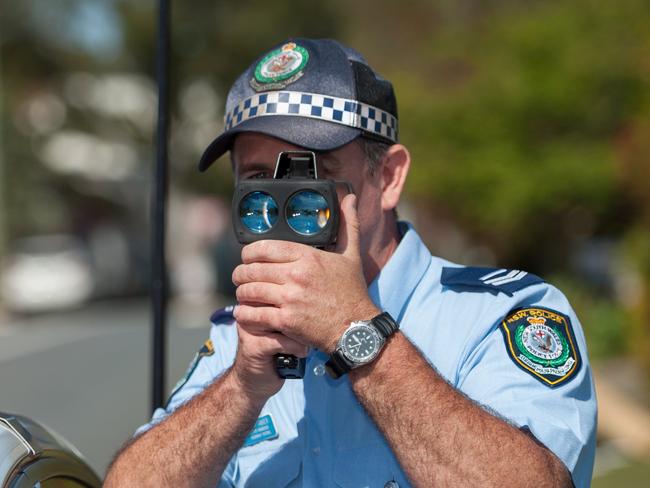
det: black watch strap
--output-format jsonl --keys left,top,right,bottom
{"left": 371, "top": 312, "right": 399, "bottom": 338}
{"left": 324, "top": 351, "right": 353, "bottom": 379}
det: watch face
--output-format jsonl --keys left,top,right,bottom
{"left": 341, "top": 324, "right": 382, "bottom": 363}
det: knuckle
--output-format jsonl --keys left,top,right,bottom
{"left": 288, "top": 266, "right": 306, "bottom": 284}
{"left": 277, "top": 308, "right": 292, "bottom": 328}
{"left": 250, "top": 262, "right": 263, "bottom": 280}
{"left": 235, "top": 283, "right": 247, "bottom": 302}
{"left": 251, "top": 282, "right": 263, "bottom": 298}
{"left": 305, "top": 251, "right": 323, "bottom": 272}
{"left": 258, "top": 240, "right": 271, "bottom": 256}
{"left": 237, "top": 283, "right": 261, "bottom": 303}
{"left": 282, "top": 285, "right": 298, "bottom": 304}
{"left": 301, "top": 248, "right": 315, "bottom": 263}
{"left": 233, "top": 304, "right": 247, "bottom": 323}
{"left": 242, "top": 241, "right": 262, "bottom": 263}
{"left": 253, "top": 309, "right": 270, "bottom": 328}
{"left": 239, "top": 306, "right": 260, "bottom": 325}
{"left": 298, "top": 242, "right": 312, "bottom": 256}
{"left": 232, "top": 264, "right": 244, "bottom": 285}
{"left": 241, "top": 245, "right": 252, "bottom": 263}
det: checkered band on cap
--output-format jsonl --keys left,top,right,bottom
{"left": 225, "top": 91, "right": 398, "bottom": 143}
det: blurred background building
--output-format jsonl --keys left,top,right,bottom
{"left": 0, "top": 0, "right": 649, "bottom": 484}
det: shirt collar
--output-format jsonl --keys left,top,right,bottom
{"left": 367, "top": 222, "right": 433, "bottom": 322}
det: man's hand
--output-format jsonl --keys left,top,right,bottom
{"left": 232, "top": 194, "right": 380, "bottom": 353}
{"left": 231, "top": 323, "right": 308, "bottom": 401}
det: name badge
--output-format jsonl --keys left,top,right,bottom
{"left": 243, "top": 414, "right": 279, "bottom": 447}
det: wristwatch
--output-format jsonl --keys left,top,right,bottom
{"left": 325, "top": 312, "right": 399, "bottom": 379}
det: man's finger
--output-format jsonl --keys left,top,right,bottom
{"left": 266, "top": 333, "right": 310, "bottom": 358}
{"left": 234, "top": 304, "right": 284, "bottom": 330}
{"left": 238, "top": 326, "right": 309, "bottom": 358}
{"left": 236, "top": 282, "right": 284, "bottom": 306}
{"left": 242, "top": 240, "right": 307, "bottom": 264}
{"left": 232, "top": 262, "right": 290, "bottom": 286}
{"left": 335, "top": 193, "right": 361, "bottom": 259}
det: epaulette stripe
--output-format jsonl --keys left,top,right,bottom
{"left": 441, "top": 266, "right": 544, "bottom": 296}
{"left": 487, "top": 270, "right": 527, "bottom": 286}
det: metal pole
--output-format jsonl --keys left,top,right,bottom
{"left": 151, "top": 0, "right": 170, "bottom": 412}
{"left": 0, "top": 47, "right": 6, "bottom": 316}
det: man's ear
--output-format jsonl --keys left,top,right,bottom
{"left": 380, "top": 144, "right": 411, "bottom": 212}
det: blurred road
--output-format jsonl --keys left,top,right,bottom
{"left": 0, "top": 297, "right": 228, "bottom": 478}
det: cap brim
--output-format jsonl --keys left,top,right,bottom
{"left": 198, "top": 116, "right": 361, "bottom": 171}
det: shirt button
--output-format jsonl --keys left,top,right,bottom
{"left": 313, "top": 364, "right": 326, "bottom": 376}
{"left": 312, "top": 446, "right": 321, "bottom": 455}
{"left": 384, "top": 482, "right": 399, "bottom": 488}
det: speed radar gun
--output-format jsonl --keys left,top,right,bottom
{"left": 232, "top": 151, "right": 345, "bottom": 379}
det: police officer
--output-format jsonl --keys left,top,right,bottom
{"left": 105, "top": 38, "right": 596, "bottom": 487}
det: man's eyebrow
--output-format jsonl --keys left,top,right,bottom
{"left": 318, "top": 153, "right": 344, "bottom": 172}
{"left": 237, "top": 162, "right": 276, "bottom": 172}
{"left": 233, "top": 162, "right": 276, "bottom": 183}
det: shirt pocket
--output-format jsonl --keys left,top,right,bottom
{"left": 238, "top": 441, "right": 302, "bottom": 488}
{"left": 333, "top": 443, "right": 411, "bottom": 488}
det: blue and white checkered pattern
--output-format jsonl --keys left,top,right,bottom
{"left": 225, "top": 91, "right": 398, "bottom": 143}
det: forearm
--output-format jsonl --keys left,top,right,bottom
{"left": 349, "top": 333, "right": 572, "bottom": 488}
{"left": 105, "top": 369, "right": 265, "bottom": 488}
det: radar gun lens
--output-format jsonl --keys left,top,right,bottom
{"left": 239, "top": 191, "right": 279, "bottom": 234}
{"left": 286, "top": 190, "right": 330, "bottom": 235}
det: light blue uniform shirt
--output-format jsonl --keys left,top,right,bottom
{"left": 137, "top": 223, "right": 597, "bottom": 487}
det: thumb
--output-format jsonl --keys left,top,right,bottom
{"left": 335, "top": 193, "right": 361, "bottom": 259}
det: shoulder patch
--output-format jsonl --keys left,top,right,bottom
{"left": 165, "top": 339, "right": 215, "bottom": 409}
{"left": 499, "top": 307, "right": 581, "bottom": 388}
{"left": 441, "top": 267, "right": 544, "bottom": 296}
{"left": 198, "top": 339, "right": 215, "bottom": 357}
{"left": 210, "top": 305, "right": 235, "bottom": 324}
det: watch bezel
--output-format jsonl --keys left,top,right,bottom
{"left": 339, "top": 322, "right": 384, "bottom": 365}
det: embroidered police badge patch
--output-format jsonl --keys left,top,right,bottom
{"left": 250, "top": 42, "right": 309, "bottom": 91}
{"left": 500, "top": 307, "right": 581, "bottom": 388}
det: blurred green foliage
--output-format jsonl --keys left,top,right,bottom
{"left": 549, "top": 274, "right": 628, "bottom": 361}
{"left": 593, "top": 460, "right": 650, "bottom": 487}
{"left": 621, "top": 229, "right": 650, "bottom": 373}
{"left": 370, "top": 0, "right": 649, "bottom": 264}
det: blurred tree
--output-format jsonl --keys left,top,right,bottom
{"left": 617, "top": 97, "right": 650, "bottom": 378}
{"left": 344, "top": 0, "right": 649, "bottom": 269}
{"left": 0, "top": 0, "right": 343, "bottom": 237}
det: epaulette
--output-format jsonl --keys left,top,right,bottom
{"left": 441, "top": 267, "right": 544, "bottom": 297}
{"left": 210, "top": 305, "right": 235, "bottom": 324}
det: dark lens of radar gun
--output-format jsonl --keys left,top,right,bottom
{"left": 286, "top": 190, "right": 331, "bottom": 235}
{"left": 239, "top": 191, "right": 279, "bottom": 234}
